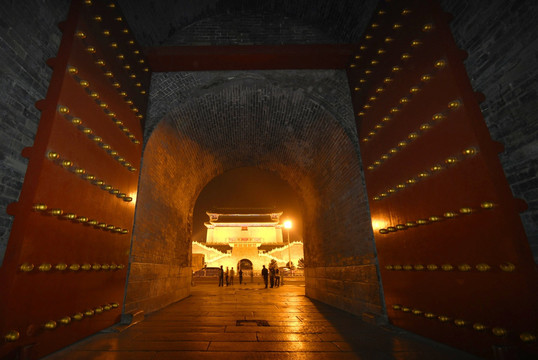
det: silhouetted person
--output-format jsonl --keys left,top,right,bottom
{"left": 269, "top": 267, "right": 275, "bottom": 288}
{"left": 218, "top": 265, "right": 224, "bottom": 287}
{"left": 261, "top": 265, "right": 269, "bottom": 288}
{"left": 239, "top": 269, "right": 243, "bottom": 284}
{"left": 230, "top": 267, "right": 235, "bottom": 285}
{"left": 225, "top": 267, "right": 229, "bottom": 286}
{"left": 275, "top": 268, "right": 280, "bottom": 287}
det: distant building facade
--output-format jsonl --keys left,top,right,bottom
{"left": 192, "top": 209, "right": 303, "bottom": 272}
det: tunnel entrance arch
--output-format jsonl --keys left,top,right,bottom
{"left": 125, "top": 78, "right": 379, "bottom": 320}
{"left": 192, "top": 167, "right": 303, "bottom": 244}
{"left": 238, "top": 259, "right": 253, "bottom": 271}
{"left": 192, "top": 167, "right": 304, "bottom": 273}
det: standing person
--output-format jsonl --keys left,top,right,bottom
{"left": 275, "top": 268, "right": 280, "bottom": 287}
{"left": 230, "top": 267, "right": 235, "bottom": 285}
{"left": 261, "top": 265, "right": 269, "bottom": 288}
{"left": 218, "top": 265, "right": 224, "bottom": 287}
{"left": 225, "top": 267, "right": 229, "bottom": 286}
{"left": 250, "top": 270, "right": 254, "bottom": 283}
{"left": 239, "top": 269, "right": 243, "bottom": 284}
{"left": 269, "top": 266, "right": 275, "bottom": 288}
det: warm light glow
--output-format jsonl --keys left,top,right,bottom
{"left": 127, "top": 192, "right": 137, "bottom": 204}
{"left": 371, "top": 217, "right": 388, "bottom": 231}
{"left": 194, "top": 211, "right": 303, "bottom": 271}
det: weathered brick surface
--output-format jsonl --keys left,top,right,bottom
{"left": 305, "top": 264, "right": 385, "bottom": 319}
{"left": 305, "top": 265, "right": 385, "bottom": 320}
{"left": 0, "top": 0, "right": 69, "bottom": 263}
{"left": 117, "top": 0, "right": 378, "bottom": 47}
{"left": 146, "top": 70, "right": 361, "bottom": 143}
{"left": 124, "top": 268, "right": 190, "bottom": 314}
{"left": 124, "top": 120, "right": 196, "bottom": 312}
{"left": 164, "top": 11, "right": 337, "bottom": 46}
{"left": 439, "top": 0, "right": 538, "bottom": 261}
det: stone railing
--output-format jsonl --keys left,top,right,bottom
{"left": 192, "top": 241, "right": 231, "bottom": 264}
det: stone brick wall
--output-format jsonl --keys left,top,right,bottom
{"left": 133, "top": 71, "right": 384, "bottom": 317}
{"left": 305, "top": 264, "right": 384, "bottom": 321}
{"left": 439, "top": 0, "right": 538, "bottom": 261}
{"left": 117, "top": 0, "right": 378, "bottom": 46}
{"left": 0, "top": 0, "right": 70, "bottom": 264}
{"left": 124, "top": 120, "right": 195, "bottom": 313}
{"left": 146, "top": 70, "right": 360, "bottom": 143}
{"left": 164, "top": 11, "right": 337, "bottom": 46}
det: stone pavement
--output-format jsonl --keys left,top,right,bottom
{"left": 45, "top": 279, "right": 481, "bottom": 359}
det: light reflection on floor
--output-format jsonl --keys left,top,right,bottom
{"left": 45, "top": 279, "right": 481, "bottom": 360}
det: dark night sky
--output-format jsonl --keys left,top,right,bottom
{"left": 192, "top": 167, "right": 303, "bottom": 243}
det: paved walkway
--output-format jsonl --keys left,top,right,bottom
{"left": 45, "top": 279, "right": 480, "bottom": 359}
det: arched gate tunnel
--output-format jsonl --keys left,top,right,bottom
{"left": 126, "top": 71, "right": 380, "bottom": 316}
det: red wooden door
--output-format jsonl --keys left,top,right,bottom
{"left": 348, "top": 0, "right": 538, "bottom": 358}
{"left": 0, "top": 1, "right": 150, "bottom": 358}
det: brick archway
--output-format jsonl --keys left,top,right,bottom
{"left": 125, "top": 75, "right": 383, "bottom": 318}
{"left": 238, "top": 259, "right": 253, "bottom": 271}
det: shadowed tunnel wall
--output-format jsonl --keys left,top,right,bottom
{"left": 125, "top": 71, "right": 384, "bottom": 318}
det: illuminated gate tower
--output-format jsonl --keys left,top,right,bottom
{"left": 192, "top": 209, "right": 303, "bottom": 271}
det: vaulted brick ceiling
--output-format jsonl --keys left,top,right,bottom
{"left": 135, "top": 70, "right": 375, "bottom": 269}
{"left": 117, "top": 0, "right": 379, "bottom": 46}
